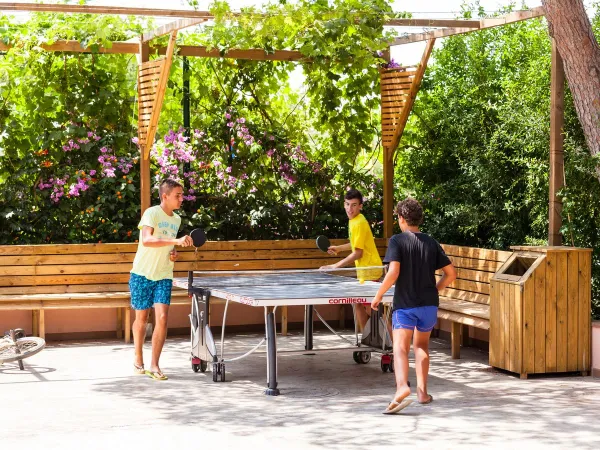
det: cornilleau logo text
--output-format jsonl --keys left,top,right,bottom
{"left": 328, "top": 298, "right": 368, "bottom": 304}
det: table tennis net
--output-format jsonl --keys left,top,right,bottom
{"left": 188, "top": 266, "right": 388, "bottom": 288}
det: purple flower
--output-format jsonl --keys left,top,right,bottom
{"left": 225, "top": 113, "right": 231, "bottom": 119}
{"left": 225, "top": 166, "right": 232, "bottom": 173}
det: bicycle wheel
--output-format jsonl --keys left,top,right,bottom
{"left": 0, "top": 337, "right": 46, "bottom": 364}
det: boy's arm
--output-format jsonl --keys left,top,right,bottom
{"left": 328, "top": 243, "right": 352, "bottom": 255}
{"left": 436, "top": 263, "right": 457, "bottom": 292}
{"left": 141, "top": 226, "right": 193, "bottom": 248}
{"left": 321, "top": 248, "right": 363, "bottom": 270}
{"left": 371, "top": 261, "right": 399, "bottom": 310}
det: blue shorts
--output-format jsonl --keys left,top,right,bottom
{"left": 392, "top": 306, "right": 438, "bottom": 332}
{"left": 129, "top": 273, "right": 173, "bottom": 310}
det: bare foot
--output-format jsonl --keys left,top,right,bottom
{"left": 385, "top": 384, "right": 411, "bottom": 413}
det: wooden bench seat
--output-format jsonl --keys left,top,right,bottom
{"left": 436, "top": 244, "right": 512, "bottom": 358}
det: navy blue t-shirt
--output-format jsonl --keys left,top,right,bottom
{"left": 383, "top": 232, "right": 451, "bottom": 311}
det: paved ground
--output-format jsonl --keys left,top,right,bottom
{"left": 2, "top": 331, "right": 600, "bottom": 449}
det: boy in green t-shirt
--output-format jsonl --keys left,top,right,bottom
{"left": 320, "top": 188, "right": 384, "bottom": 331}
{"left": 129, "top": 178, "right": 193, "bottom": 381}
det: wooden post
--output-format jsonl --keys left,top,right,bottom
{"left": 32, "top": 310, "right": 39, "bottom": 336}
{"left": 451, "top": 321, "right": 461, "bottom": 359}
{"left": 38, "top": 310, "right": 46, "bottom": 340}
{"left": 124, "top": 308, "right": 131, "bottom": 344}
{"left": 281, "top": 305, "right": 288, "bottom": 336}
{"left": 116, "top": 307, "right": 123, "bottom": 339}
{"left": 549, "top": 38, "right": 564, "bottom": 246}
{"left": 383, "top": 146, "right": 395, "bottom": 238}
{"left": 138, "top": 40, "right": 151, "bottom": 214}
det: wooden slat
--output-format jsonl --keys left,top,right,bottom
{"left": 556, "top": 252, "right": 568, "bottom": 372}
{"left": 437, "top": 275, "right": 489, "bottom": 295}
{"left": 439, "top": 288, "right": 489, "bottom": 305}
{"left": 513, "top": 283, "right": 522, "bottom": 374}
{"left": 523, "top": 277, "right": 535, "bottom": 374}
{"left": 508, "top": 282, "right": 515, "bottom": 373}
{"left": 489, "top": 281, "right": 499, "bottom": 366}
{"left": 437, "top": 309, "right": 489, "bottom": 329}
{"left": 503, "top": 282, "right": 510, "bottom": 369}
{"left": 0, "top": 284, "right": 130, "bottom": 295}
{"left": 546, "top": 252, "right": 558, "bottom": 372}
{"left": 567, "top": 251, "right": 579, "bottom": 371}
{"left": 441, "top": 244, "right": 512, "bottom": 262}
{"left": 534, "top": 258, "right": 546, "bottom": 373}
{"left": 142, "top": 18, "right": 208, "bottom": 43}
{"left": 579, "top": 252, "right": 591, "bottom": 371}
{"left": 438, "top": 298, "right": 489, "bottom": 320}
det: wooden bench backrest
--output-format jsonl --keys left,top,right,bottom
{"left": 438, "top": 244, "right": 512, "bottom": 305}
{"left": 0, "top": 239, "right": 388, "bottom": 295}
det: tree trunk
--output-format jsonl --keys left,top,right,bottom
{"left": 542, "top": 0, "right": 600, "bottom": 179}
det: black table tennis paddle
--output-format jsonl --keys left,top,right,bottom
{"left": 316, "top": 235, "right": 331, "bottom": 253}
{"left": 190, "top": 228, "right": 207, "bottom": 248}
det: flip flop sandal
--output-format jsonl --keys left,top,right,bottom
{"left": 419, "top": 395, "right": 434, "bottom": 405}
{"left": 146, "top": 370, "right": 168, "bottom": 381}
{"left": 133, "top": 363, "right": 145, "bottom": 375}
{"left": 383, "top": 398, "right": 413, "bottom": 414}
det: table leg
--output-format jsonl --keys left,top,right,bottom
{"left": 265, "top": 307, "right": 280, "bottom": 396}
{"left": 304, "top": 305, "right": 313, "bottom": 351}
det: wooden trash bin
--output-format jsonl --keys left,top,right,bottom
{"left": 490, "top": 246, "right": 592, "bottom": 379}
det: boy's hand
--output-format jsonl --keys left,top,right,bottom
{"left": 169, "top": 249, "right": 178, "bottom": 262}
{"left": 177, "top": 235, "right": 193, "bottom": 247}
{"left": 319, "top": 264, "right": 336, "bottom": 270}
{"left": 327, "top": 246, "right": 339, "bottom": 256}
{"left": 371, "top": 295, "right": 382, "bottom": 311}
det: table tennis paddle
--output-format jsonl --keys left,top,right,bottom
{"left": 316, "top": 235, "right": 331, "bottom": 253}
{"left": 190, "top": 228, "right": 207, "bottom": 248}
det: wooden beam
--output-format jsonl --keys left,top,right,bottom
{"left": 388, "top": 38, "right": 435, "bottom": 153}
{"left": 549, "top": 39, "right": 565, "bottom": 246}
{"left": 386, "top": 18, "right": 481, "bottom": 28}
{"left": 392, "top": 6, "right": 545, "bottom": 45}
{"left": 138, "top": 40, "right": 151, "bottom": 215}
{"left": 0, "top": 40, "right": 306, "bottom": 61}
{"left": 142, "top": 18, "right": 208, "bottom": 43}
{"left": 143, "top": 31, "right": 177, "bottom": 159}
{"left": 0, "top": 2, "right": 213, "bottom": 18}
{"left": 175, "top": 46, "right": 306, "bottom": 61}
{"left": 0, "top": 3, "right": 490, "bottom": 29}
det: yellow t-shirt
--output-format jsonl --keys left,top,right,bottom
{"left": 349, "top": 213, "right": 383, "bottom": 282}
{"left": 131, "top": 205, "right": 181, "bottom": 281}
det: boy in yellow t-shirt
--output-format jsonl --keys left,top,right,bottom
{"left": 129, "top": 178, "right": 193, "bottom": 381}
{"left": 320, "top": 188, "right": 383, "bottom": 331}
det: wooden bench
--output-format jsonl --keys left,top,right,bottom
{"left": 0, "top": 239, "right": 388, "bottom": 342}
{"left": 437, "top": 244, "right": 512, "bottom": 358}
{"left": 0, "top": 240, "right": 513, "bottom": 358}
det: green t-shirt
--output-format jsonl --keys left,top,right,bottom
{"left": 131, "top": 205, "right": 181, "bottom": 281}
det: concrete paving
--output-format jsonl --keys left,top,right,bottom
{"left": 2, "top": 331, "right": 600, "bottom": 449}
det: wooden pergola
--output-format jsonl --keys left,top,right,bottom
{"left": 0, "top": 3, "right": 565, "bottom": 245}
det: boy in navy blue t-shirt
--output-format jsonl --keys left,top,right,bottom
{"left": 371, "top": 198, "right": 456, "bottom": 414}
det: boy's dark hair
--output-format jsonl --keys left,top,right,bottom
{"left": 395, "top": 198, "right": 424, "bottom": 226}
{"left": 344, "top": 188, "right": 363, "bottom": 204}
{"left": 159, "top": 178, "right": 183, "bottom": 198}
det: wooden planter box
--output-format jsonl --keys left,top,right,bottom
{"left": 489, "top": 246, "right": 592, "bottom": 378}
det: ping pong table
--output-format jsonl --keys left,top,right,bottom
{"left": 173, "top": 269, "right": 395, "bottom": 396}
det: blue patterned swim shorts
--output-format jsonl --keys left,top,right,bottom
{"left": 129, "top": 273, "right": 173, "bottom": 310}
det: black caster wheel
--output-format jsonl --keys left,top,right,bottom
{"left": 219, "top": 364, "right": 226, "bottom": 382}
{"left": 389, "top": 356, "right": 395, "bottom": 373}
{"left": 192, "top": 359, "right": 208, "bottom": 373}
{"left": 358, "top": 351, "right": 371, "bottom": 364}
{"left": 381, "top": 361, "right": 390, "bottom": 372}
{"left": 212, "top": 363, "right": 218, "bottom": 382}
{"left": 353, "top": 351, "right": 360, "bottom": 364}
